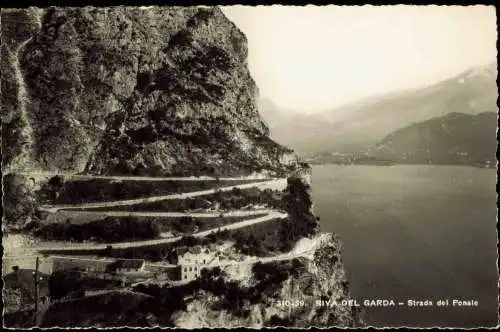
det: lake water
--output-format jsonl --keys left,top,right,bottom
{"left": 312, "top": 165, "right": 498, "bottom": 328}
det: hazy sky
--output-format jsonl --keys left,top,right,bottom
{"left": 221, "top": 5, "right": 497, "bottom": 113}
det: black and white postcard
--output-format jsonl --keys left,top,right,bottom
{"left": 1, "top": 5, "right": 498, "bottom": 328}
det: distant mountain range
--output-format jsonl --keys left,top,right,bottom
{"left": 307, "top": 111, "right": 496, "bottom": 168}
{"left": 372, "top": 112, "right": 497, "bottom": 167}
{"left": 260, "top": 62, "right": 498, "bottom": 163}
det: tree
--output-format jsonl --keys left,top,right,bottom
{"left": 48, "top": 175, "right": 64, "bottom": 189}
{"left": 49, "top": 271, "right": 84, "bottom": 300}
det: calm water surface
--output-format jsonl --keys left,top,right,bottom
{"left": 312, "top": 165, "right": 498, "bottom": 328}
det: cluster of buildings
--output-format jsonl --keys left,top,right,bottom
{"left": 3, "top": 266, "right": 51, "bottom": 314}
{"left": 5, "top": 245, "right": 220, "bottom": 285}
{"left": 3, "top": 245, "right": 224, "bottom": 314}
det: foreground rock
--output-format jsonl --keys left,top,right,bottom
{"left": 172, "top": 233, "right": 363, "bottom": 328}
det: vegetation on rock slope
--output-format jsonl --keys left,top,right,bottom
{"left": 373, "top": 112, "right": 497, "bottom": 167}
{"left": 2, "top": 7, "right": 297, "bottom": 176}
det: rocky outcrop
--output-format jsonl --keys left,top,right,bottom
{"left": 171, "top": 233, "right": 363, "bottom": 328}
{"left": 2, "top": 173, "right": 39, "bottom": 230}
{"left": 2, "top": 7, "right": 298, "bottom": 176}
{"left": 1, "top": 8, "right": 42, "bottom": 172}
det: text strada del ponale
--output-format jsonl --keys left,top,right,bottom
{"left": 312, "top": 298, "right": 480, "bottom": 308}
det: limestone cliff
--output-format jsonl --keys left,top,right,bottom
{"left": 2, "top": 6, "right": 298, "bottom": 176}
{"left": 171, "top": 233, "right": 363, "bottom": 328}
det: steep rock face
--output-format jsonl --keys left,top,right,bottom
{"left": 172, "top": 233, "right": 363, "bottom": 328}
{"left": 2, "top": 173, "right": 38, "bottom": 230}
{"left": 2, "top": 6, "right": 298, "bottom": 176}
{"left": 1, "top": 8, "right": 42, "bottom": 171}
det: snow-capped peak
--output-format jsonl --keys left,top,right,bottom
{"left": 457, "top": 62, "right": 497, "bottom": 84}
{"left": 465, "top": 63, "right": 497, "bottom": 79}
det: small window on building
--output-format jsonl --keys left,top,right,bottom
{"left": 189, "top": 267, "right": 192, "bottom": 271}
{"left": 203, "top": 259, "right": 206, "bottom": 264}
{"left": 184, "top": 267, "right": 187, "bottom": 272}
{"left": 184, "top": 275, "right": 187, "bottom": 279}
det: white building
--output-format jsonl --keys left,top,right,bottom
{"left": 176, "top": 246, "right": 219, "bottom": 282}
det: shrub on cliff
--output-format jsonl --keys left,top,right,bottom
{"left": 232, "top": 231, "right": 266, "bottom": 256}
{"left": 313, "top": 239, "right": 341, "bottom": 272}
{"left": 215, "top": 187, "right": 283, "bottom": 210}
{"left": 1, "top": 115, "right": 31, "bottom": 169}
{"left": 49, "top": 270, "right": 85, "bottom": 300}
{"left": 220, "top": 280, "right": 250, "bottom": 317}
{"left": 186, "top": 8, "right": 213, "bottom": 28}
{"left": 252, "top": 260, "right": 306, "bottom": 297}
{"left": 278, "top": 177, "right": 318, "bottom": 251}
{"left": 168, "top": 30, "right": 193, "bottom": 49}
{"left": 34, "top": 216, "right": 160, "bottom": 242}
{"left": 2, "top": 174, "right": 38, "bottom": 227}
{"left": 170, "top": 216, "right": 197, "bottom": 233}
{"left": 119, "top": 283, "right": 186, "bottom": 326}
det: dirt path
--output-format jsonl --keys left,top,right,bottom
{"left": 39, "top": 179, "right": 287, "bottom": 213}
{"left": 6, "top": 211, "right": 287, "bottom": 254}
{"left": 48, "top": 243, "right": 315, "bottom": 272}
{"left": 11, "top": 171, "right": 276, "bottom": 182}
{"left": 50, "top": 209, "right": 275, "bottom": 221}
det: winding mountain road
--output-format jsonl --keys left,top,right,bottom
{"left": 10, "top": 171, "right": 275, "bottom": 182}
{"left": 209, "top": 249, "right": 315, "bottom": 267}
{"left": 5, "top": 211, "right": 287, "bottom": 255}
{"left": 39, "top": 179, "right": 287, "bottom": 213}
{"left": 4, "top": 174, "right": 297, "bottom": 275}
{"left": 48, "top": 208, "right": 276, "bottom": 220}
{"left": 45, "top": 242, "right": 316, "bottom": 272}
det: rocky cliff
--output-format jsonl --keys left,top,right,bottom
{"left": 2, "top": 6, "right": 298, "bottom": 176}
{"left": 1, "top": 6, "right": 360, "bottom": 328}
{"left": 171, "top": 233, "right": 363, "bottom": 328}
